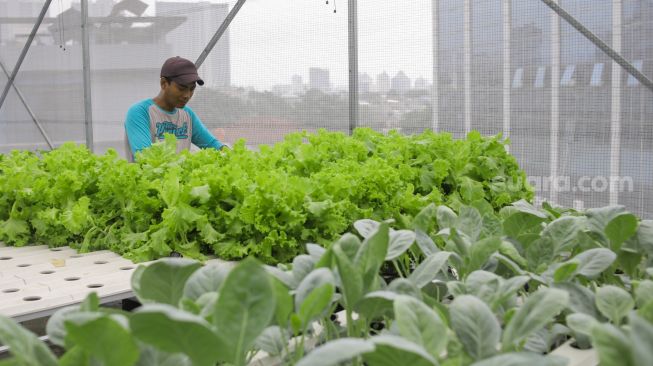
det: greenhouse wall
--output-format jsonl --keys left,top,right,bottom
{"left": 0, "top": 0, "right": 652, "bottom": 217}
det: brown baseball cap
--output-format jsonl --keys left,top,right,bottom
{"left": 160, "top": 56, "right": 204, "bottom": 86}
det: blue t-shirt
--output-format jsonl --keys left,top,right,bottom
{"left": 124, "top": 99, "right": 223, "bottom": 161}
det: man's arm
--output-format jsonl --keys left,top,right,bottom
{"left": 188, "top": 108, "right": 224, "bottom": 150}
{"left": 125, "top": 103, "right": 153, "bottom": 156}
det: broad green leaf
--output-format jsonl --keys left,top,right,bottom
{"left": 364, "top": 335, "right": 438, "bottom": 366}
{"left": 354, "top": 219, "right": 381, "bottom": 239}
{"left": 135, "top": 345, "right": 191, "bottom": 366}
{"left": 296, "top": 338, "right": 375, "bottom": 366}
{"left": 590, "top": 322, "right": 635, "bottom": 366}
{"left": 271, "top": 278, "right": 293, "bottom": 326}
{"left": 595, "top": 285, "right": 634, "bottom": 325}
{"left": 447, "top": 281, "right": 467, "bottom": 297}
{"left": 408, "top": 251, "right": 451, "bottom": 288}
{"left": 502, "top": 288, "right": 569, "bottom": 349}
{"left": 306, "top": 243, "right": 327, "bottom": 262}
{"left": 213, "top": 258, "right": 275, "bottom": 366}
{"left": 457, "top": 206, "right": 483, "bottom": 241}
{"left": 294, "top": 268, "right": 335, "bottom": 311}
{"left": 131, "top": 259, "right": 201, "bottom": 306}
{"left": 415, "top": 229, "right": 439, "bottom": 257}
{"left": 635, "top": 280, "right": 653, "bottom": 307}
{"left": 498, "top": 240, "right": 527, "bottom": 268}
{"left": 355, "top": 291, "right": 398, "bottom": 320}
{"left": 465, "top": 271, "right": 501, "bottom": 305}
{"left": 355, "top": 223, "right": 389, "bottom": 293}
{"left": 412, "top": 203, "right": 438, "bottom": 232}
{"left": 636, "top": 220, "right": 653, "bottom": 256}
{"left": 386, "top": 230, "right": 416, "bottom": 260}
{"left": 629, "top": 313, "right": 653, "bottom": 366}
{"left": 45, "top": 306, "right": 78, "bottom": 347}
{"left": 541, "top": 216, "right": 583, "bottom": 254}
{"left": 254, "top": 326, "right": 287, "bottom": 357}
{"left": 503, "top": 213, "right": 545, "bottom": 238}
{"left": 387, "top": 278, "right": 422, "bottom": 299}
{"left": 394, "top": 295, "right": 448, "bottom": 359}
{"left": 264, "top": 265, "right": 294, "bottom": 288}
{"left": 566, "top": 313, "right": 599, "bottom": 336}
{"left": 130, "top": 304, "right": 221, "bottom": 366}
{"left": 553, "top": 261, "right": 579, "bottom": 282}
{"left": 80, "top": 292, "right": 99, "bottom": 311}
{"left": 471, "top": 352, "right": 567, "bottom": 366}
{"left": 553, "top": 282, "right": 599, "bottom": 317}
{"left": 58, "top": 346, "right": 88, "bottom": 366}
{"left": 0, "top": 315, "right": 58, "bottom": 366}
{"left": 298, "top": 283, "right": 334, "bottom": 328}
{"left": 65, "top": 316, "right": 139, "bottom": 366}
{"left": 468, "top": 237, "right": 502, "bottom": 273}
{"left": 335, "top": 233, "right": 362, "bottom": 260}
{"left": 291, "top": 255, "right": 315, "bottom": 287}
{"left": 182, "top": 263, "right": 232, "bottom": 301}
{"left": 605, "top": 213, "right": 638, "bottom": 250}
{"left": 436, "top": 205, "right": 457, "bottom": 229}
{"left": 510, "top": 200, "right": 549, "bottom": 219}
{"left": 572, "top": 248, "right": 617, "bottom": 279}
{"left": 334, "top": 245, "right": 364, "bottom": 310}
{"left": 450, "top": 295, "right": 501, "bottom": 360}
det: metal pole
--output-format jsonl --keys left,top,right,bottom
{"left": 539, "top": 0, "right": 653, "bottom": 94}
{"left": 431, "top": 0, "right": 439, "bottom": 132}
{"left": 0, "top": 0, "right": 53, "bottom": 110}
{"left": 463, "top": 0, "right": 471, "bottom": 134}
{"left": 195, "top": 0, "right": 247, "bottom": 68}
{"left": 0, "top": 60, "right": 54, "bottom": 150}
{"left": 550, "top": 0, "right": 561, "bottom": 204}
{"left": 349, "top": 0, "right": 359, "bottom": 134}
{"left": 609, "top": 0, "right": 622, "bottom": 205}
{"left": 502, "top": 0, "right": 511, "bottom": 146}
{"left": 81, "top": 0, "right": 94, "bottom": 152}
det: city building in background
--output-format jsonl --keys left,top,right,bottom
{"left": 309, "top": 67, "right": 331, "bottom": 92}
{"left": 156, "top": 1, "right": 231, "bottom": 89}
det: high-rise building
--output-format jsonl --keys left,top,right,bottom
{"left": 156, "top": 1, "right": 231, "bottom": 89}
{"left": 391, "top": 71, "right": 411, "bottom": 94}
{"left": 0, "top": 0, "right": 44, "bottom": 45}
{"left": 414, "top": 77, "right": 427, "bottom": 90}
{"left": 309, "top": 67, "right": 330, "bottom": 92}
{"left": 376, "top": 71, "right": 391, "bottom": 94}
{"left": 359, "top": 72, "right": 372, "bottom": 93}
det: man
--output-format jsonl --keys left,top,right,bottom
{"left": 124, "top": 56, "right": 224, "bottom": 161}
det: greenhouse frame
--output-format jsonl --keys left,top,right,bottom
{"left": 1, "top": 1, "right": 652, "bottom": 365}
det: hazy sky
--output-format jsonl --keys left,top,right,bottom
{"left": 52, "top": 0, "right": 435, "bottom": 90}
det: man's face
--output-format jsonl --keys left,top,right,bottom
{"left": 162, "top": 78, "right": 196, "bottom": 108}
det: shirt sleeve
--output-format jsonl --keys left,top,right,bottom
{"left": 189, "top": 108, "right": 224, "bottom": 150}
{"left": 125, "top": 103, "right": 153, "bottom": 156}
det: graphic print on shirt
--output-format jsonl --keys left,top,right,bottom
{"left": 155, "top": 121, "right": 189, "bottom": 140}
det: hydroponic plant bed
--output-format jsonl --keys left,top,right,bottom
{"left": 0, "top": 129, "right": 531, "bottom": 264}
{"left": 1, "top": 200, "right": 651, "bottom": 366}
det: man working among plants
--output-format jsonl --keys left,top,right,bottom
{"left": 124, "top": 56, "right": 225, "bottom": 162}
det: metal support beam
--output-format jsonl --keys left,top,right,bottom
{"left": 431, "top": 0, "right": 439, "bottom": 132}
{"left": 502, "top": 0, "right": 511, "bottom": 146}
{"left": 81, "top": 0, "right": 94, "bottom": 152}
{"left": 550, "top": 0, "right": 561, "bottom": 204}
{"left": 349, "top": 0, "right": 359, "bottom": 134}
{"left": 463, "top": 0, "right": 472, "bottom": 134}
{"left": 0, "top": 0, "right": 53, "bottom": 110}
{"left": 539, "top": 0, "right": 653, "bottom": 94}
{"left": 609, "top": 0, "right": 622, "bottom": 205}
{"left": 0, "top": 60, "right": 54, "bottom": 150}
{"left": 195, "top": 0, "right": 247, "bottom": 68}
